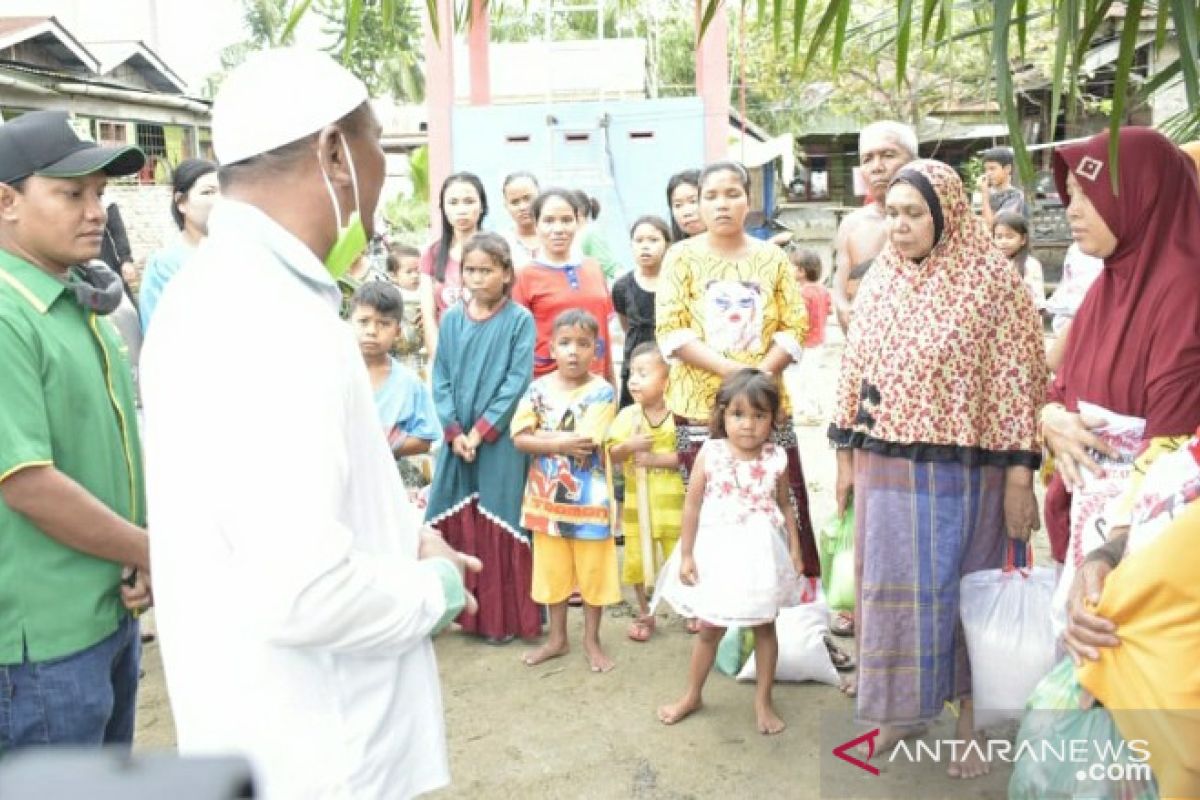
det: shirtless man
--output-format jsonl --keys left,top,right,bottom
{"left": 832, "top": 121, "right": 918, "bottom": 331}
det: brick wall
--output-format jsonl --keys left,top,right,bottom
{"left": 106, "top": 185, "right": 178, "bottom": 269}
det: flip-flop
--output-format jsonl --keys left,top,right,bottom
{"left": 830, "top": 611, "right": 855, "bottom": 638}
{"left": 824, "top": 634, "right": 857, "bottom": 672}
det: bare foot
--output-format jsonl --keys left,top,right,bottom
{"left": 853, "top": 724, "right": 928, "bottom": 761}
{"left": 839, "top": 672, "right": 857, "bottom": 697}
{"left": 756, "top": 701, "right": 787, "bottom": 735}
{"left": 583, "top": 640, "right": 615, "bottom": 673}
{"left": 521, "top": 640, "right": 568, "bottom": 666}
{"left": 947, "top": 735, "right": 991, "bottom": 779}
{"left": 657, "top": 694, "right": 702, "bottom": 725}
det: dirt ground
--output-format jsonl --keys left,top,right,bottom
{"left": 134, "top": 335, "right": 1046, "bottom": 799}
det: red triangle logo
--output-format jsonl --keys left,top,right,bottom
{"left": 833, "top": 728, "right": 881, "bottom": 776}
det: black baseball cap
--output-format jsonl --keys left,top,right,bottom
{"left": 0, "top": 109, "right": 145, "bottom": 185}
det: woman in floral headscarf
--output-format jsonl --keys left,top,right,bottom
{"left": 829, "top": 160, "right": 1046, "bottom": 777}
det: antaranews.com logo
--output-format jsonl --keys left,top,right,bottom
{"left": 832, "top": 727, "right": 1152, "bottom": 783}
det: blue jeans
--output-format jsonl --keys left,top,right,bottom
{"left": 0, "top": 615, "right": 141, "bottom": 752}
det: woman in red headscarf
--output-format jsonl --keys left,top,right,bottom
{"left": 1040, "top": 127, "right": 1200, "bottom": 800}
{"left": 1042, "top": 127, "right": 1200, "bottom": 647}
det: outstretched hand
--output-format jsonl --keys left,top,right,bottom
{"left": 419, "top": 528, "right": 483, "bottom": 615}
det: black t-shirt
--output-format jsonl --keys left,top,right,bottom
{"left": 612, "top": 271, "right": 656, "bottom": 407}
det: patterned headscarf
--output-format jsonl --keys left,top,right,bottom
{"left": 829, "top": 159, "right": 1045, "bottom": 465}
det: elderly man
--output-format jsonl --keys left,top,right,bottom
{"left": 141, "top": 49, "right": 478, "bottom": 799}
{"left": 0, "top": 110, "right": 151, "bottom": 750}
{"left": 831, "top": 121, "right": 918, "bottom": 332}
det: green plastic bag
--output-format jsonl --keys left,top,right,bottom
{"left": 818, "top": 509, "right": 855, "bottom": 611}
{"left": 714, "top": 627, "right": 756, "bottom": 677}
{"left": 1008, "top": 658, "right": 1158, "bottom": 800}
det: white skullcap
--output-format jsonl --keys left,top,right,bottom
{"left": 212, "top": 48, "right": 368, "bottom": 165}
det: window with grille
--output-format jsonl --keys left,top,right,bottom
{"left": 97, "top": 121, "right": 129, "bottom": 145}
{"left": 135, "top": 123, "right": 167, "bottom": 184}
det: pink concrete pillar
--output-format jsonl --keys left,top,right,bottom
{"left": 467, "top": 0, "right": 491, "bottom": 105}
{"left": 423, "top": 0, "right": 455, "bottom": 224}
{"left": 694, "top": 0, "right": 730, "bottom": 163}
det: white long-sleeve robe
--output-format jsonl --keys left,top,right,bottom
{"left": 141, "top": 200, "right": 459, "bottom": 799}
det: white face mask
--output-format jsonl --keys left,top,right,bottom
{"left": 318, "top": 131, "right": 366, "bottom": 279}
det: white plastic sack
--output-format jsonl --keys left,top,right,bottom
{"left": 736, "top": 599, "right": 839, "bottom": 686}
{"left": 960, "top": 564, "right": 1058, "bottom": 730}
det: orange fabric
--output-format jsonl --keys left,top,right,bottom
{"left": 1078, "top": 501, "right": 1200, "bottom": 800}
{"left": 512, "top": 258, "right": 614, "bottom": 380}
{"left": 1182, "top": 142, "right": 1200, "bottom": 178}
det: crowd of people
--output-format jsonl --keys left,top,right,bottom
{"left": 2, "top": 44, "right": 1199, "bottom": 799}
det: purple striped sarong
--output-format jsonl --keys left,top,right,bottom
{"left": 853, "top": 450, "right": 1007, "bottom": 726}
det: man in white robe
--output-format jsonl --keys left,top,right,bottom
{"left": 141, "top": 49, "right": 478, "bottom": 799}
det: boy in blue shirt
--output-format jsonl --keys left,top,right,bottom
{"left": 350, "top": 282, "right": 440, "bottom": 495}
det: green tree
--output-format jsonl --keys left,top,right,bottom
{"left": 243, "top": 0, "right": 1200, "bottom": 182}
{"left": 714, "top": 0, "right": 1200, "bottom": 185}
{"left": 204, "top": 0, "right": 310, "bottom": 97}
{"left": 316, "top": 0, "right": 425, "bottom": 101}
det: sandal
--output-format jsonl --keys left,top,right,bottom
{"left": 830, "top": 610, "right": 855, "bottom": 638}
{"left": 824, "top": 634, "right": 856, "bottom": 672}
{"left": 627, "top": 616, "right": 655, "bottom": 643}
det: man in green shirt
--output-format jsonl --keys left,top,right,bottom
{"left": 0, "top": 110, "right": 152, "bottom": 750}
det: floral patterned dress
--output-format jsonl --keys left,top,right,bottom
{"left": 652, "top": 438, "right": 807, "bottom": 626}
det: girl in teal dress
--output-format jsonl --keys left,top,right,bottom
{"left": 425, "top": 233, "right": 540, "bottom": 642}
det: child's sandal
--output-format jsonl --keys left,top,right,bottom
{"left": 627, "top": 616, "right": 655, "bottom": 642}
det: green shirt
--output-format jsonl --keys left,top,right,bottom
{"left": 0, "top": 251, "right": 145, "bottom": 664}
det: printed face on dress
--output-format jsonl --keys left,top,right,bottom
{"left": 626, "top": 350, "right": 668, "bottom": 406}
{"left": 443, "top": 180, "right": 483, "bottom": 234}
{"left": 1064, "top": 171, "right": 1118, "bottom": 259}
{"left": 393, "top": 255, "right": 420, "bottom": 290}
{"left": 860, "top": 135, "right": 912, "bottom": 201}
{"left": 550, "top": 323, "right": 596, "bottom": 383}
{"left": 461, "top": 248, "right": 510, "bottom": 305}
{"left": 536, "top": 195, "right": 578, "bottom": 260}
{"left": 984, "top": 160, "right": 1013, "bottom": 189}
{"left": 722, "top": 394, "right": 774, "bottom": 454}
{"left": 631, "top": 222, "right": 668, "bottom": 268}
{"left": 503, "top": 176, "right": 538, "bottom": 230}
{"left": 699, "top": 169, "right": 749, "bottom": 236}
{"left": 670, "top": 183, "right": 704, "bottom": 237}
{"left": 351, "top": 303, "right": 400, "bottom": 357}
{"left": 177, "top": 171, "right": 220, "bottom": 236}
{"left": 884, "top": 182, "right": 937, "bottom": 261}
{"left": 0, "top": 173, "right": 108, "bottom": 273}
{"left": 993, "top": 223, "right": 1025, "bottom": 259}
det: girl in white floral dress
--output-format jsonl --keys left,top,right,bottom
{"left": 654, "top": 369, "right": 812, "bottom": 735}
